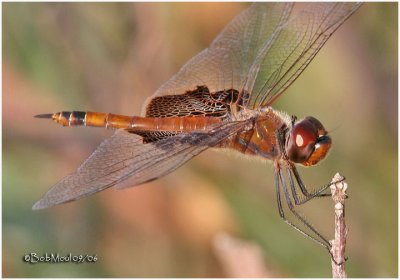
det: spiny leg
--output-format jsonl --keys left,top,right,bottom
{"left": 288, "top": 163, "right": 346, "bottom": 205}
{"left": 278, "top": 167, "right": 332, "bottom": 249}
{"left": 276, "top": 167, "right": 345, "bottom": 265}
{"left": 287, "top": 166, "right": 330, "bottom": 205}
{"left": 282, "top": 165, "right": 347, "bottom": 265}
{"left": 274, "top": 164, "right": 331, "bottom": 250}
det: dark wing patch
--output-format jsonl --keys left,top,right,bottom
{"left": 145, "top": 86, "right": 240, "bottom": 118}
{"left": 133, "top": 130, "right": 180, "bottom": 143}
{"left": 141, "top": 86, "right": 244, "bottom": 143}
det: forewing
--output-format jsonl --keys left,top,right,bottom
{"left": 251, "top": 3, "right": 362, "bottom": 107}
{"left": 142, "top": 3, "right": 293, "bottom": 114}
{"left": 143, "top": 3, "right": 361, "bottom": 112}
{"left": 33, "top": 120, "right": 248, "bottom": 209}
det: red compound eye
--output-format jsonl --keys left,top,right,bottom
{"left": 292, "top": 122, "right": 317, "bottom": 148}
{"left": 285, "top": 116, "right": 330, "bottom": 165}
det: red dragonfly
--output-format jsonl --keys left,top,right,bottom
{"left": 34, "top": 3, "right": 361, "bottom": 254}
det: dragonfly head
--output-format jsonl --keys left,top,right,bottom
{"left": 285, "top": 116, "right": 331, "bottom": 166}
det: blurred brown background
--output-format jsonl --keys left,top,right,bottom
{"left": 3, "top": 3, "right": 397, "bottom": 277}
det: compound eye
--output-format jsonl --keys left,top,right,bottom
{"left": 292, "top": 123, "right": 317, "bottom": 148}
{"left": 286, "top": 121, "right": 318, "bottom": 164}
{"left": 285, "top": 116, "right": 331, "bottom": 166}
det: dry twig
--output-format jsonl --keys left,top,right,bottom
{"left": 330, "top": 173, "right": 348, "bottom": 278}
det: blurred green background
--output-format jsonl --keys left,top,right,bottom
{"left": 3, "top": 3, "right": 397, "bottom": 277}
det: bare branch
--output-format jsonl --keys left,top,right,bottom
{"left": 330, "top": 173, "right": 348, "bottom": 278}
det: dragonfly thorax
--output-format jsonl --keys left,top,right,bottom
{"left": 285, "top": 116, "right": 331, "bottom": 166}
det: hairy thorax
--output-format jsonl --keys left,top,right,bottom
{"left": 218, "top": 107, "right": 291, "bottom": 161}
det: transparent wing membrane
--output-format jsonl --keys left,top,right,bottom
{"left": 143, "top": 3, "right": 293, "bottom": 111}
{"left": 33, "top": 120, "right": 248, "bottom": 209}
{"left": 144, "top": 3, "right": 361, "bottom": 111}
{"left": 252, "top": 3, "right": 362, "bottom": 106}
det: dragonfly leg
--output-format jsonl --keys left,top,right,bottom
{"left": 288, "top": 163, "right": 346, "bottom": 205}
{"left": 278, "top": 165, "right": 347, "bottom": 264}
{"left": 274, "top": 167, "right": 332, "bottom": 251}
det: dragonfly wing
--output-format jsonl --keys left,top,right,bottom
{"left": 251, "top": 3, "right": 362, "bottom": 107}
{"left": 143, "top": 3, "right": 361, "bottom": 112}
{"left": 33, "top": 120, "right": 248, "bottom": 210}
{"left": 142, "top": 3, "right": 294, "bottom": 114}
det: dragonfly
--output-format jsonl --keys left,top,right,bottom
{"left": 34, "top": 3, "right": 361, "bottom": 256}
